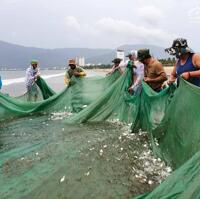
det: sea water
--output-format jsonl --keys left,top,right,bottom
{"left": 0, "top": 70, "right": 103, "bottom": 96}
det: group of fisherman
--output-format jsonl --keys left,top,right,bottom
{"left": 108, "top": 38, "right": 200, "bottom": 94}
{"left": 2, "top": 38, "right": 199, "bottom": 100}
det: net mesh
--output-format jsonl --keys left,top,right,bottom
{"left": 1, "top": 68, "right": 200, "bottom": 199}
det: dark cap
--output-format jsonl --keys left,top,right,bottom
{"left": 137, "top": 49, "right": 151, "bottom": 61}
{"left": 112, "top": 58, "right": 122, "bottom": 64}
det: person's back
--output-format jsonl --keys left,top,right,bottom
{"left": 144, "top": 58, "right": 167, "bottom": 91}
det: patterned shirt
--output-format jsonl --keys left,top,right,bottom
{"left": 25, "top": 66, "right": 40, "bottom": 88}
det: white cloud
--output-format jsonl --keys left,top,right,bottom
{"left": 138, "top": 6, "right": 164, "bottom": 26}
{"left": 0, "top": 0, "right": 199, "bottom": 49}
{"left": 95, "top": 17, "right": 173, "bottom": 46}
{"left": 64, "top": 16, "right": 80, "bottom": 30}
{"left": 63, "top": 16, "right": 174, "bottom": 48}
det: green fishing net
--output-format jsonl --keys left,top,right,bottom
{"left": 1, "top": 67, "right": 200, "bottom": 199}
{"left": 131, "top": 79, "right": 200, "bottom": 199}
{"left": 0, "top": 70, "right": 121, "bottom": 121}
{"left": 16, "top": 77, "right": 56, "bottom": 102}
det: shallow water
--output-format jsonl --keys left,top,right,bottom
{"left": 0, "top": 70, "right": 105, "bottom": 96}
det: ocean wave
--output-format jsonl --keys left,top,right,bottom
{"left": 2, "top": 73, "right": 65, "bottom": 86}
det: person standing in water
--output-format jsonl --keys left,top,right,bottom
{"left": 25, "top": 60, "right": 40, "bottom": 101}
{"left": 65, "top": 59, "right": 86, "bottom": 85}
{"left": 166, "top": 38, "right": 200, "bottom": 87}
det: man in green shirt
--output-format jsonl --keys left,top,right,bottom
{"left": 65, "top": 59, "right": 86, "bottom": 84}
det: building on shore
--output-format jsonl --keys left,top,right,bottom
{"left": 78, "top": 57, "right": 85, "bottom": 67}
{"left": 116, "top": 50, "right": 125, "bottom": 63}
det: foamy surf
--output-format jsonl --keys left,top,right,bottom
{"left": 2, "top": 73, "right": 65, "bottom": 86}
{"left": 2, "top": 71, "right": 104, "bottom": 86}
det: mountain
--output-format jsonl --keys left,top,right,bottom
{"left": 88, "top": 44, "right": 171, "bottom": 64}
{"left": 119, "top": 44, "right": 170, "bottom": 59}
{"left": 0, "top": 41, "right": 170, "bottom": 69}
{"left": 0, "top": 41, "right": 112, "bottom": 69}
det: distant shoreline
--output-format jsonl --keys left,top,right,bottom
{"left": 0, "top": 65, "right": 173, "bottom": 71}
{"left": 0, "top": 65, "right": 173, "bottom": 77}
{"left": 0, "top": 68, "right": 66, "bottom": 71}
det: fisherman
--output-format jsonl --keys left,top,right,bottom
{"left": 137, "top": 49, "right": 167, "bottom": 92}
{"left": 0, "top": 76, "right": 2, "bottom": 90}
{"left": 65, "top": 59, "right": 86, "bottom": 84}
{"left": 166, "top": 38, "right": 200, "bottom": 86}
{"left": 127, "top": 50, "right": 144, "bottom": 94}
{"left": 106, "top": 58, "right": 123, "bottom": 76}
{"left": 25, "top": 60, "right": 40, "bottom": 101}
{"left": 125, "top": 50, "right": 135, "bottom": 66}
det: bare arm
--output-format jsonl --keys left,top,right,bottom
{"left": 106, "top": 65, "right": 115, "bottom": 75}
{"left": 107, "top": 65, "right": 123, "bottom": 75}
{"left": 180, "top": 54, "right": 200, "bottom": 80}
{"left": 189, "top": 54, "right": 200, "bottom": 77}
{"left": 118, "top": 67, "right": 124, "bottom": 75}
{"left": 167, "top": 62, "right": 177, "bottom": 84}
{"left": 193, "top": 54, "right": 200, "bottom": 67}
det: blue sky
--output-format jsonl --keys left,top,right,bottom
{"left": 0, "top": 0, "right": 200, "bottom": 50}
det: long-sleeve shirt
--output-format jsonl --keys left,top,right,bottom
{"left": 133, "top": 61, "right": 144, "bottom": 86}
{"left": 25, "top": 66, "right": 40, "bottom": 88}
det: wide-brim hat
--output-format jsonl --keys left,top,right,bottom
{"left": 165, "top": 38, "right": 194, "bottom": 55}
{"left": 112, "top": 58, "right": 122, "bottom": 64}
{"left": 68, "top": 59, "right": 76, "bottom": 65}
